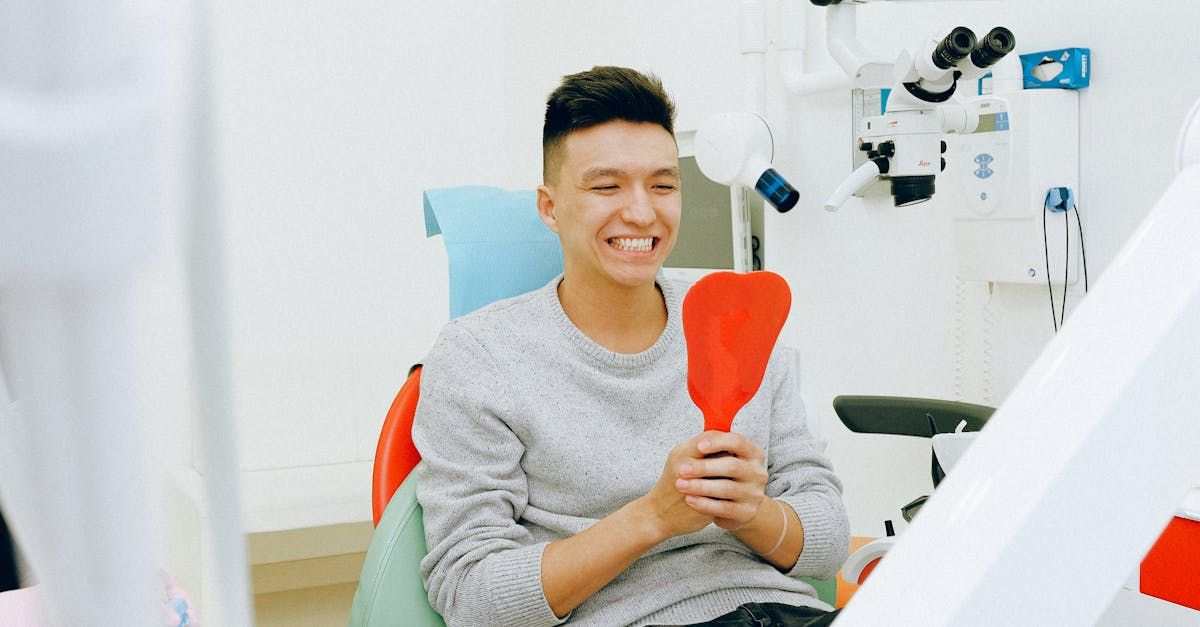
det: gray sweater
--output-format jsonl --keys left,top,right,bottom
{"left": 413, "top": 276, "right": 849, "bottom": 627}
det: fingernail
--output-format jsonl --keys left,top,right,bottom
{"left": 681, "top": 463, "right": 693, "bottom": 475}
{"left": 698, "top": 440, "right": 711, "bottom": 452}
{"left": 676, "top": 479, "right": 689, "bottom": 490}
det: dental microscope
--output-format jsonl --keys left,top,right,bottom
{"left": 824, "top": 22, "right": 1016, "bottom": 209}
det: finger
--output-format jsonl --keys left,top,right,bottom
{"left": 675, "top": 477, "right": 756, "bottom": 502}
{"left": 696, "top": 431, "right": 765, "bottom": 462}
{"left": 678, "top": 455, "right": 765, "bottom": 483}
{"left": 684, "top": 495, "right": 757, "bottom": 521}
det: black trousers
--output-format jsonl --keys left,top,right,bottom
{"left": 658, "top": 603, "right": 841, "bottom": 627}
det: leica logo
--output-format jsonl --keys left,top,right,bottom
{"left": 918, "top": 160, "right": 931, "bottom": 167}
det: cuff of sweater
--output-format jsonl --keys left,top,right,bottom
{"left": 780, "top": 493, "right": 848, "bottom": 580}
{"left": 480, "top": 542, "right": 569, "bottom": 626}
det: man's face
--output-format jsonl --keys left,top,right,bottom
{"left": 537, "top": 120, "right": 681, "bottom": 291}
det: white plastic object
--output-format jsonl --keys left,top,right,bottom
{"left": 931, "top": 431, "right": 978, "bottom": 474}
{"left": 694, "top": 112, "right": 774, "bottom": 189}
{"left": 841, "top": 536, "right": 898, "bottom": 585}
{"left": 835, "top": 99, "right": 1200, "bottom": 626}
{"left": 824, "top": 160, "right": 880, "bottom": 211}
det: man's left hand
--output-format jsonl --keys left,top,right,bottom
{"left": 672, "top": 430, "right": 768, "bottom": 531}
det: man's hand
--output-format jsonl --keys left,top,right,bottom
{"left": 672, "top": 430, "right": 768, "bottom": 531}
{"left": 637, "top": 433, "right": 723, "bottom": 539}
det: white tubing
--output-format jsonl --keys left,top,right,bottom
{"left": 824, "top": 159, "right": 880, "bottom": 211}
{"left": 740, "top": 0, "right": 768, "bottom": 116}
{"left": 825, "top": 5, "right": 867, "bottom": 82}
{"left": 778, "top": 0, "right": 850, "bottom": 96}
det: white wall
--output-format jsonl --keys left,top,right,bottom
{"left": 210, "top": 1, "right": 748, "bottom": 503}
{"left": 208, "top": 0, "right": 1200, "bottom": 539}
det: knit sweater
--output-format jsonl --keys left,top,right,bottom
{"left": 412, "top": 276, "right": 849, "bottom": 627}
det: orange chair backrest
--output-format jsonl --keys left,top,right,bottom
{"left": 371, "top": 366, "right": 423, "bottom": 526}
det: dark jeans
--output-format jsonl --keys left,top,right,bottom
{"left": 658, "top": 603, "right": 841, "bottom": 627}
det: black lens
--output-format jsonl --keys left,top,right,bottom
{"left": 971, "top": 26, "right": 1015, "bottom": 69}
{"left": 932, "top": 26, "right": 977, "bottom": 70}
{"left": 809, "top": 0, "right": 842, "bottom": 5}
{"left": 891, "top": 176, "right": 935, "bottom": 207}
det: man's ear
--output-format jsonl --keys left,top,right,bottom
{"left": 536, "top": 185, "right": 560, "bottom": 233}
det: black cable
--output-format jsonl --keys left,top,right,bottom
{"left": 1073, "top": 203, "right": 1089, "bottom": 292}
{"left": 1042, "top": 205, "right": 1058, "bottom": 333}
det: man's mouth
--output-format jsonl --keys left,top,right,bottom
{"left": 607, "top": 237, "right": 656, "bottom": 252}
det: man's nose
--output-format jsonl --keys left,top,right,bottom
{"left": 621, "top": 188, "right": 656, "bottom": 225}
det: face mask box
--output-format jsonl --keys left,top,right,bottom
{"left": 1020, "top": 47, "right": 1090, "bottom": 89}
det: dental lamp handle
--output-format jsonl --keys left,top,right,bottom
{"left": 824, "top": 159, "right": 884, "bottom": 211}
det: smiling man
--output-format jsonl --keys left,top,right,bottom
{"left": 413, "top": 66, "right": 848, "bottom": 627}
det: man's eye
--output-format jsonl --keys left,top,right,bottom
{"left": 654, "top": 184, "right": 678, "bottom": 191}
{"left": 592, "top": 185, "right": 618, "bottom": 191}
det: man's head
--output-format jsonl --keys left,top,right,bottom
{"left": 542, "top": 66, "right": 676, "bottom": 185}
{"left": 537, "top": 66, "right": 682, "bottom": 293}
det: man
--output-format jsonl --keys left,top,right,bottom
{"left": 413, "top": 66, "right": 848, "bottom": 626}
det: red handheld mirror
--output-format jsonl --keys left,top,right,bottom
{"left": 682, "top": 271, "right": 792, "bottom": 432}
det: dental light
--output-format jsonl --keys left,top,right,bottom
{"left": 694, "top": 112, "right": 800, "bottom": 213}
{"left": 823, "top": 24, "right": 1015, "bottom": 210}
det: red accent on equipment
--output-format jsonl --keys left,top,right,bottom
{"left": 1140, "top": 515, "right": 1200, "bottom": 610}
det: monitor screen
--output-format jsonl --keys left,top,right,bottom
{"left": 663, "top": 154, "right": 762, "bottom": 281}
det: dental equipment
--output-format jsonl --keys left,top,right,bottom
{"left": 835, "top": 96, "right": 1200, "bottom": 626}
{"left": 694, "top": 112, "right": 800, "bottom": 213}
{"left": 682, "top": 271, "right": 791, "bottom": 433}
{"left": 824, "top": 24, "right": 1016, "bottom": 210}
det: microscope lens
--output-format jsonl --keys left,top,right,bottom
{"left": 933, "top": 26, "right": 977, "bottom": 70}
{"left": 971, "top": 27, "right": 1016, "bottom": 69}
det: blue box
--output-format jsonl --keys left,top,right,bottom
{"left": 1020, "top": 47, "right": 1090, "bottom": 89}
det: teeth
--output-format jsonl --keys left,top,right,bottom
{"left": 610, "top": 237, "right": 654, "bottom": 252}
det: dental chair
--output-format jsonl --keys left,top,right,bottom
{"left": 348, "top": 186, "right": 835, "bottom": 626}
{"left": 349, "top": 186, "right": 562, "bottom": 626}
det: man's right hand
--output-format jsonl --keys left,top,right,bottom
{"left": 637, "top": 433, "right": 717, "bottom": 539}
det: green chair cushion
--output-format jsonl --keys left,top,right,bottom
{"left": 348, "top": 475, "right": 444, "bottom": 626}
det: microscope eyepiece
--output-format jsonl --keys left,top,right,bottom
{"left": 932, "top": 26, "right": 977, "bottom": 70}
{"left": 970, "top": 27, "right": 1016, "bottom": 69}
{"left": 809, "top": 0, "right": 843, "bottom": 5}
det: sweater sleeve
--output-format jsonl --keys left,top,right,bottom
{"left": 412, "top": 323, "right": 566, "bottom": 627}
{"left": 762, "top": 347, "right": 851, "bottom": 581}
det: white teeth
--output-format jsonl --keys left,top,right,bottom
{"left": 609, "top": 237, "right": 654, "bottom": 252}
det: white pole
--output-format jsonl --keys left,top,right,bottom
{"left": 0, "top": 2, "right": 168, "bottom": 622}
{"left": 185, "top": 1, "right": 255, "bottom": 623}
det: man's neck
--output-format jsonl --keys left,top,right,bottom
{"left": 557, "top": 274, "right": 667, "bottom": 355}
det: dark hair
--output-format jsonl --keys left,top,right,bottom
{"left": 542, "top": 66, "right": 676, "bottom": 182}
